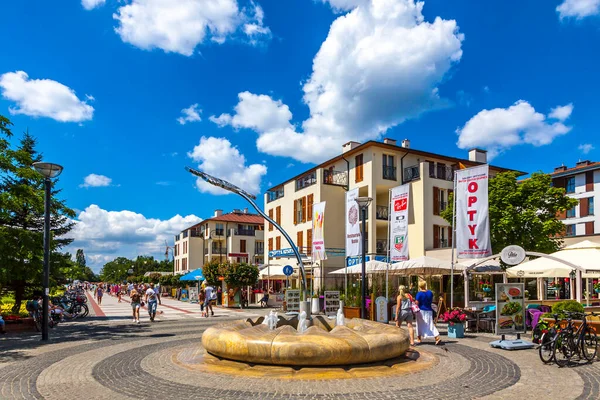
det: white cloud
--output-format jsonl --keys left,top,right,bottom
{"left": 68, "top": 205, "right": 202, "bottom": 271}
{"left": 579, "top": 143, "right": 595, "bottom": 154}
{"left": 187, "top": 136, "right": 267, "bottom": 195}
{"left": 177, "top": 103, "right": 202, "bottom": 125}
{"left": 82, "top": 0, "right": 106, "bottom": 10}
{"left": 211, "top": 0, "right": 464, "bottom": 163}
{"left": 321, "top": 0, "right": 368, "bottom": 12}
{"left": 0, "top": 71, "right": 94, "bottom": 123}
{"left": 113, "top": 0, "right": 271, "bottom": 56}
{"left": 548, "top": 103, "right": 574, "bottom": 121}
{"left": 80, "top": 174, "right": 113, "bottom": 188}
{"left": 557, "top": 0, "right": 600, "bottom": 20}
{"left": 456, "top": 100, "right": 573, "bottom": 159}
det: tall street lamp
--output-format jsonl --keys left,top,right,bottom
{"left": 355, "top": 196, "right": 372, "bottom": 319}
{"left": 33, "top": 162, "right": 63, "bottom": 341}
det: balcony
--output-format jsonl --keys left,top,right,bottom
{"left": 376, "top": 239, "right": 387, "bottom": 254}
{"left": 376, "top": 205, "right": 389, "bottom": 220}
{"left": 235, "top": 229, "right": 256, "bottom": 236}
{"left": 404, "top": 165, "right": 420, "bottom": 183}
{"left": 255, "top": 245, "right": 264, "bottom": 255}
{"left": 190, "top": 229, "right": 202, "bottom": 237}
{"left": 212, "top": 228, "right": 224, "bottom": 237}
{"left": 267, "top": 188, "right": 284, "bottom": 203}
{"left": 435, "top": 165, "right": 454, "bottom": 181}
{"left": 296, "top": 172, "right": 317, "bottom": 191}
{"left": 382, "top": 166, "right": 396, "bottom": 181}
{"left": 323, "top": 169, "right": 348, "bottom": 187}
{"left": 182, "top": 230, "right": 188, "bottom": 238}
{"left": 206, "top": 247, "right": 226, "bottom": 254}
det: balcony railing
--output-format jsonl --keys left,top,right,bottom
{"left": 267, "top": 188, "right": 284, "bottom": 203}
{"left": 206, "top": 247, "right": 226, "bottom": 254}
{"left": 404, "top": 165, "right": 420, "bottom": 183}
{"left": 376, "top": 240, "right": 387, "bottom": 254}
{"left": 296, "top": 172, "right": 317, "bottom": 191}
{"left": 323, "top": 169, "right": 348, "bottom": 187}
{"left": 255, "top": 245, "right": 264, "bottom": 255}
{"left": 439, "top": 239, "right": 449, "bottom": 248}
{"left": 212, "top": 229, "right": 224, "bottom": 236}
{"left": 436, "top": 165, "right": 454, "bottom": 181}
{"left": 235, "top": 229, "right": 255, "bottom": 236}
{"left": 376, "top": 205, "right": 389, "bottom": 220}
{"left": 182, "top": 230, "right": 188, "bottom": 238}
{"left": 190, "top": 229, "right": 202, "bottom": 237}
{"left": 382, "top": 166, "right": 396, "bottom": 181}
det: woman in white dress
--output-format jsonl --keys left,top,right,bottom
{"left": 415, "top": 281, "right": 441, "bottom": 345}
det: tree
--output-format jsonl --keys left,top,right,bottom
{"left": 441, "top": 171, "right": 578, "bottom": 256}
{"left": 0, "top": 125, "right": 75, "bottom": 312}
{"left": 100, "top": 257, "right": 134, "bottom": 282}
{"left": 76, "top": 249, "right": 86, "bottom": 269}
{"left": 225, "top": 263, "right": 259, "bottom": 288}
{"left": 203, "top": 260, "right": 225, "bottom": 286}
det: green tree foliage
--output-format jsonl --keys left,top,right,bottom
{"left": 76, "top": 249, "right": 86, "bottom": 268}
{"left": 0, "top": 121, "right": 75, "bottom": 312}
{"left": 225, "top": 263, "right": 259, "bottom": 288}
{"left": 441, "top": 171, "right": 578, "bottom": 255}
{"left": 100, "top": 257, "right": 134, "bottom": 282}
{"left": 203, "top": 260, "right": 225, "bottom": 286}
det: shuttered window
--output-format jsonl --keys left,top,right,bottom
{"left": 294, "top": 197, "right": 306, "bottom": 224}
{"left": 276, "top": 236, "right": 281, "bottom": 250}
{"left": 586, "top": 221, "right": 595, "bottom": 235}
{"left": 268, "top": 209, "right": 273, "bottom": 231}
{"left": 276, "top": 206, "right": 281, "bottom": 225}
{"left": 301, "top": 197, "right": 307, "bottom": 223}
{"left": 307, "top": 194, "right": 314, "bottom": 220}
{"left": 297, "top": 231, "right": 303, "bottom": 253}
{"left": 268, "top": 238, "right": 273, "bottom": 251}
{"left": 581, "top": 198, "right": 589, "bottom": 217}
{"left": 433, "top": 225, "right": 440, "bottom": 249}
{"left": 355, "top": 154, "right": 364, "bottom": 183}
{"left": 240, "top": 240, "right": 246, "bottom": 253}
{"left": 307, "top": 229, "right": 312, "bottom": 256}
{"left": 586, "top": 171, "right": 594, "bottom": 192}
{"left": 433, "top": 187, "right": 440, "bottom": 216}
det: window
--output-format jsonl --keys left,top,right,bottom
{"left": 566, "top": 177, "right": 575, "bottom": 194}
{"left": 268, "top": 238, "right": 273, "bottom": 252}
{"left": 240, "top": 240, "right": 246, "bottom": 253}
{"left": 267, "top": 187, "right": 284, "bottom": 203}
{"left": 215, "top": 223, "right": 224, "bottom": 236}
{"left": 307, "top": 194, "right": 314, "bottom": 220}
{"left": 296, "top": 171, "right": 317, "bottom": 190}
{"left": 590, "top": 197, "right": 595, "bottom": 216}
{"left": 276, "top": 236, "right": 281, "bottom": 250}
{"left": 586, "top": 171, "right": 594, "bottom": 192}
{"left": 307, "top": 229, "right": 312, "bottom": 256}
{"left": 383, "top": 154, "right": 396, "bottom": 180}
{"left": 297, "top": 231, "right": 303, "bottom": 253}
{"left": 433, "top": 225, "right": 450, "bottom": 248}
{"left": 294, "top": 197, "right": 306, "bottom": 225}
{"left": 276, "top": 206, "right": 281, "bottom": 225}
{"left": 355, "top": 154, "right": 364, "bottom": 182}
{"left": 433, "top": 187, "right": 444, "bottom": 216}
{"left": 255, "top": 241, "right": 264, "bottom": 255}
{"left": 586, "top": 221, "right": 594, "bottom": 235}
{"left": 566, "top": 207, "right": 576, "bottom": 218}
{"left": 565, "top": 224, "right": 576, "bottom": 237}
{"left": 428, "top": 161, "right": 435, "bottom": 177}
{"left": 268, "top": 209, "right": 273, "bottom": 231}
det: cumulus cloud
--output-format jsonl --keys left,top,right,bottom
{"left": 0, "top": 71, "right": 94, "bottom": 123}
{"left": 82, "top": 0, "right": 105, "bottom": 10}
{"left": 113, "top": 0, "right": 271, "bottom": 56}
{"left": 68, "top": 205, "right": 202, "bottom": 271}
{"left": 557, "top": 0, "right": 600, "bottom": 20}
{"left": 80, "top": 174, "right": 113, "bottom": 188}
{"left": 177, "top": 103, "right": 202, "bottom": 125}
{"left": 579, "top": 143, "right": 595, "bottom": 154}
{"left": 211, "top": 0, "right": 464, "bottom": 163}
{"left": 456, "top": 100, "right": 573, "bottom": 159}
{"left": 187, "top": 136, "right": 267, "bottom": 195}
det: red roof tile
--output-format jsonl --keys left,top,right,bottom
{"left": 206, "top": 212, "right": 264, "bottom": 224}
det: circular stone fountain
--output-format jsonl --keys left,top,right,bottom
{"left": 202, "top": 314, "right": 410, "bottom": 366}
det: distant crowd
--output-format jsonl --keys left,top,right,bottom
{"left": 86, "top": 282, "right": 162, "bottom": 323}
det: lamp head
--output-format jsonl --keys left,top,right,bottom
{"left": 33, "top": 162, "right": 63, "bottom": 179}
{"left": 569, "top": 269, "right": 576, "bottom": 280}
{"left": 355, "top": 196, "right": 373, "bottom": 209}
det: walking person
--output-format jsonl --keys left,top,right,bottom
{"left": 204, "top": 283, "right": 216, "bottom": 317}
{"left": 96, "top": 284, "right": 104, "bottom": 305}
{"left": 198, "top": 290, "right": 206, "bottom": 317}
{"left": 414, "top": 282, "right": 441, "bottom": 345}
{"left": 395, "top": 285, "right": 415, "bottom": 346}
{"left": 130, "top": 288, "right": 142, "bottom": 323}
{"left": 156, "top": 283, "right": 162, "bottom": 305}
{"left": 145, "top": 283, "right": 159, "bottom": 322}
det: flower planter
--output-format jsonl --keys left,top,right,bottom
{"left": 311, "top": 298, "right": 320, "bottom": 314}
{"left": 447, "top": 323, "right": 465, "bottom": 338}
{"left": 343, "top": 306, "right": 361, "bottom": 319}
{"left": 5, "top": 317, "right": 35, "bottom": 332}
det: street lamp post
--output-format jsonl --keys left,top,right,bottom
{"left": 33, "top": 162, "right": 63, "bottom": 341}
{"left": 355, "top": 196, "right": 372, "bottom": 320}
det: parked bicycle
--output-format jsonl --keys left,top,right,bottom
{"left": 552, "top": 311, "right": 598, "bottom": 367}
{"left": 538, "top": 313, "right": 562, "bottom": 364}
{"left": 26, "top": 298, "right": 54, "bottom": 332}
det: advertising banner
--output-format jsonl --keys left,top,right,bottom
{"left": 345, "top": 188, "right": 361, "bottom": 257}
{"left": 389, "top": 184, "right": 410, "bottom": 262}
{"left": 312, "top": 201, "right": 327, "bottom": 261}
{"left": 495, "top": 283, "right": 526, "bottom": 335}
{"left": 455, "top": 165, "right": 492, "bottom": 258}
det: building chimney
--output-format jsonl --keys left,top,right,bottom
{"left": 468, "top": 148, "right": 487, "bottom": 163}
{"left": 401, "top": 139, "right": 410, "bottom": 148}
{"left": 342, "top": 141, "right": 361, "bottom": 153}
{"left": 214, "top": 209, "right": 223, "bottom": 217}
{"left": 576, "top": 160, "right": 591, "bottom": 167}
{"left": 554, "top": 165, "right": 567, "bottom": 173}
{"left": 243, "top": 208, "right": 248, "bottom": 214}
{"left": 383, "top": 138, "right": 397, "bottom": 145}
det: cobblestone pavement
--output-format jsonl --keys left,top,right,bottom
{"left": 0, "top": 304, "right": 598, "bottom": 399}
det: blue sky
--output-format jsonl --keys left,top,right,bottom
{"left": 1, "top": 0, "right": 599, "bottom": 270}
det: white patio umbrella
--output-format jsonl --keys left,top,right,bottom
{"left": 390, "top": 256, "right": 466, "bottom": 276}
{"left": 330, "top": 260, "right": 388, "bottom": 275}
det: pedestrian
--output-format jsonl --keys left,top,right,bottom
{"left": 240, "top": 288, "right": 248, "bottom": 309}
{"left": 130, "top": 288, "right": 142, "bottom": 323}
{"left": 395, "top": 285, "right": 415, "bottom": 346}
{"left": 145, "top": 283, "right": 158, "bottom": 322}
{"left": 217, "top": 286, "right": 222, "bottom": 305}
{"left": 198, "top": 290, "right": 206, "bottom": 317}
{"left": 414, "top": 282, "right": 441, "bottom": 345}
{"left": 117, "top": 285, "right": 122, "bottom": 303}
{"left": 204, "top": 283, "right": 216, "bottom": 317}
{"left": 96, "top": 284, "right": 104, "bottom": 305}
{"left": 156, "top": 283, "right": 162, "bottom": 305}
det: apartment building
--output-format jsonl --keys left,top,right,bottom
{"left": 173, "top": 209, "right": 265, "bottom": 274}
{"left": 263, "top": 138, "right": 514, "bottom": 284}
{"left": 553, "top": 160, "right": 600, "bottom": 237}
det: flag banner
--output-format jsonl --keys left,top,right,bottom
{"left": 455, "top": 164, "right": 492, "bottom": 258}
{"left": 312, "top": 201, "right": 327, "bottom": 261}
{"left": 389, "top": 184, "right": 410, "bottom": 262}
{"left": 345, "top": 188, "right": 361, "bottom": 257}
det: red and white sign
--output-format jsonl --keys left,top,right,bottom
{"left": 228, "top": 253, "right": 248, "bottom": 258}
{"left": 390, "top": 184, "right": 410, "bottom": 262}
{"left": 455, "top": 165, "right": 492, "bottom": 258}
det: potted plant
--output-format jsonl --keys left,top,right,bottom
{"left": 341, "top": 285, "right": 361, "bottom": 319}
{"left": 311, "top": 293, "right": 320, "bottom": 314}
{"left": 594, "top": 281, "right": 600, "bottom": 294}
{"left": 524, "top": 290, "right": 530, "bottom": 300}
{"left": 441, "top": 308, "right": 467, "bottom": 338}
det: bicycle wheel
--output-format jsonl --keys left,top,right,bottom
{"left": 81, "top": 303, "right": 89, "bottom": 318}
{"left": 553, "top": 331, "right": 574, "bottom": 367}
{"left": 33, "top": 313, "right": 42, "bottom": 332}
{"left": 539, "top": 331, "right": 555, "bottom": 364}
{"left": 580, "top": 327, "right": 598, "bottom": 362}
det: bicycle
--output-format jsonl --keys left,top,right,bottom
{"left": 538, "top": 313, "right": 561, "bottom": 364}
{"left": 552, "top": 311, "right": 598, "bottom": 367}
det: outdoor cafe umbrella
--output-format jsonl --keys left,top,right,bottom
{"left": 390, "top": 256, "right": 466, "bottom": 276}
{"left": 329, "top": 260, "right": 389, "bottom": 275}
{"left": 179, "top": 268, "right": 205, "bottom": 281}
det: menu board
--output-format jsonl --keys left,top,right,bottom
{"left": 495, "top": 283, "right": 526, "bottom": 335}
{"left": 324, "top": 291, "right": 340, "bottom": 316}
{"left": 286, "top": 290, "right": 300, "bottom": 313}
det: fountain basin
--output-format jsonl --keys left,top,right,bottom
{"left": 202, "top": 316, "right": 410, "bottom": 366}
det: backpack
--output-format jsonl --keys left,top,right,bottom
{"left": 26, "top": 300, "right": 40, "bottom": 312}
